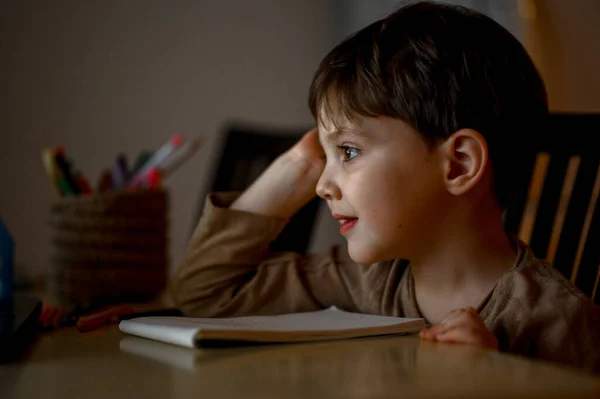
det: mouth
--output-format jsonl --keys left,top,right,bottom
{"left": 333, "top": 214, "right": 358, "bottom": 234}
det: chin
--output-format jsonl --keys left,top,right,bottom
{"left": 347, "top": 243, "right": 384, "bottom": 265}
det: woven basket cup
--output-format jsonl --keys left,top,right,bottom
{"left": 47, "top": 189, "right": 168, "bottom": 307}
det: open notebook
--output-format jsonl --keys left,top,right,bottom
{"left": 118, "top": 307, "right": 425, "bottom": 348}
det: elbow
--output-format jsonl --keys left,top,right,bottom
{"left": 169, "top": 273, "right": 206, "bottom": 317}
{"left": 168, "top": 272, "right": 236, "bottom": 318}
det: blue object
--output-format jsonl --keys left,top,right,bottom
{"left": 0, "top": 218, "right": 42, "bottom": 361}
{"left": 0, "top": 217, "right": 14, "bottom": 301}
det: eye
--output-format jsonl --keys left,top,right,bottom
{"left": 339, "top": 146, "right": 360, "bottom": 162}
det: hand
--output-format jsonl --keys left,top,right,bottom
{"left": 284, "top": 127, "right": 325, "bottom": 166}
{"left": 231, "top": 128, "right": 325, "bottom": 219}
{"left": 419, "top": 308, "right": 498, "bottom": 350}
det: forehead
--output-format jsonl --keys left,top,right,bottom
{"left": 317, "top": 102, "right": 363, "bottom": 139}
{"left": 317, "top": 104, "right": 432, "bottom": 153}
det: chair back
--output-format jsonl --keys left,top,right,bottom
{"left": 504, "top": 113, "right": 600, "bottom": 304}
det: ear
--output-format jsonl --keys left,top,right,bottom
{"left": 441, "top": 129, "right": 489, "bottom": 197}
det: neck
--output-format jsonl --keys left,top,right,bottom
{"left": 410, "top": 198, "right": 516, "bottom": 302}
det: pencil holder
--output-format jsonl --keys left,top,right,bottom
{"left": 47, "top": 189, "right": 169, "bottom": 307}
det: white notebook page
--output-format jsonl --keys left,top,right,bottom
{"left": 119, "top": 307, "right": 423, "bottom": 348}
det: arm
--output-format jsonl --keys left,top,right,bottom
{"left": 170, "top": 130, "right": 402, "bottom": 317}
{"left": 229, "top": 128, "right": 326, "bottom": 219}
{"left": 530, "top": 299, "right": 600, "bottom": 373}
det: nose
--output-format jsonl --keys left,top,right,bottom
{"left": 316, "top": 166, "right": 342, "bottom": 201}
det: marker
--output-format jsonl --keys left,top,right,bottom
{"left": 41, "top": 147, "right": 63, "bottom": 196}
{"left": 158, "top": 137, "right": 202, "bottom": 177}
{"left": 111, "top": 154, "right": 129, "bottom": 189}
{"left": 97, "top": 169, "right": 113, "bottom": 192}
{"left": 131, "top": 151, "right": 153, "bottom": 176}
{"left": 129, "top": 168, "right": 162, "bottom": 189}
{"left": 54, "top": 151, "right": 80, "bottom": 196}
{"left": 147, "top": 169, "right": 162, "bottom": 189}
{"left": 128, "top": 134, "right": 183, "bottom": 188}
{"left": 56, "top": 178, "right": 73, "bottom": 196}
{"left": 74, "top": 171, "right": 93, "bottom": 195}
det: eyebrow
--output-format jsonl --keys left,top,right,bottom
{"left": 325, "top": 128, "right": 365, "bottom": 142}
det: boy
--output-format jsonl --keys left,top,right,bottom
{"left": 171, "top": 2, "right": 600, "bottom": 372}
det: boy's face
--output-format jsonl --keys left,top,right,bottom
{"left": 317, "top": 112, "right": 449, "bottom": 264}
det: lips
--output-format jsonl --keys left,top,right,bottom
{"left": 339, "top": 218, "right": 358, "bottom": 234}
{"left": 332, "top": 213, "right": 358, "bottom": 234}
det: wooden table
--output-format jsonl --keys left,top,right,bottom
{"left": 2, "top": 326, "right": 600, "bottom": 399}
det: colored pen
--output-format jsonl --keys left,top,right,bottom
{"left": 158, "top": 137, "right": 202, "bottom": 178}
{"left": 128, "top": 134, "right": 183, "bottom": 188}
{"left": 130, "top": 168, "right": 162, "bottom": 189}
{"left": 97, "top": 169, "right": 113, "bottom": 192}
{"left": 131, "top": 151, "right": 153, "bottom": 176}
{"left": 74, "top": 171, "right": 93, "bottom": 195}
{"left": 54, "top": 151, "right": 80, "bottom": 196}
{"left": 111, "top": 154, "right": 129, "bottom": 189}
{"left": 41, "top": 147, "right": 63, "bottom": 196}
{"left": 56, "top": 178, "right": 72, "bottom": 196}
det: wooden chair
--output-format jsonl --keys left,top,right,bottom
{"left": 504, "top": 113, "right": 600, "bottom": 304}
{"left": 191, "top": 124, "right": 321, "bottom": 255}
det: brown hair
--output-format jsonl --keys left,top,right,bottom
{"left": 308, "top": 1, "right": 548, "bottom": 207}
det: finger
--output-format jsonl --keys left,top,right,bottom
{"left": 420, "top": 324, "right": 445, "bottom": 339}
{"left": 419, "top": 329, "right": 436, "bottom": 340}
{"left": 421, "top": 308, "right": 483, "bottom": 340}
{"left": 304, "top": 127, "right": 319, "bottom": 136}
{"left": 436, "top": 326, "right": 498, "bottom": 350}
{"left": 436, "top": 308, "right": 483, "bottom": 335}
{"left": 305, "top": 128, "right": 325, "bottom": 155}
{"left": 291, "top": 128, "right": 324, "bottom": 161}
{"left": 299, "top": 127, "right": 319, "bottom": 145}
{"left": 435, "top": 326, "right": 483, "bottom": 345}
{"left": 422, "top": 319, "right": 470, "bottom": 340}
{"left": 420, "top": 309, "right": 472, "bottom": 339}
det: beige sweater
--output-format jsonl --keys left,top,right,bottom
{"left": 171, "top": 193, "right": 600, "bottom": 373}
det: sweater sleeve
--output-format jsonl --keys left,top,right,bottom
{"left": 527, "top": 288, "right": 600, "bottom": 373}
{"left": 170, "top": 193, "right": 402, "bottom": 318}
{"left": 487, "top": 252, "right": 600, "bottom": 374}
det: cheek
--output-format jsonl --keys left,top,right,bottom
{"left": 359, "top": 165, "right": 442, "bottom": 232}
{"left": 353, "top": 171, "right": 406, "bottom": 230}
